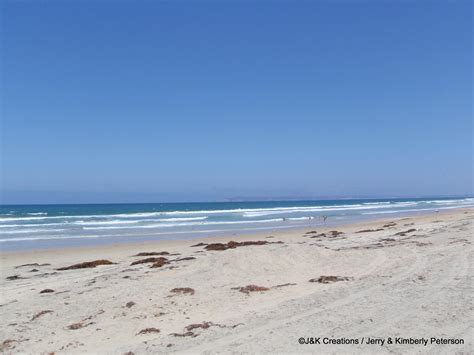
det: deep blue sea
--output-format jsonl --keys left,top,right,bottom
{"left": 1, "top": 197, "right": 472, "bottom": 251}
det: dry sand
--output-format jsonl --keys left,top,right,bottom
{"left": 0, "top": 209, "right": 472, "bottom": 354}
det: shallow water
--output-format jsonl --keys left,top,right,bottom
{"left": 1, "top": 197, "right": 472, "bottom": 251}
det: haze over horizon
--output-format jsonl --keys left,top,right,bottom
{"left": 1, "top": 1, "right": 472, "bottom": 205}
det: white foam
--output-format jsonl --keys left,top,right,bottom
{"left": 286, "top": 216, "right": 315, "bottom": 221}
{"left": 0, "top": 234, "right": 106, "bottom": 242}
{"left": 241, "top": 204, "right": 400, "bottom": 217}
{"left": 426, "top": 199, "right": 473, "bottom": 205}
{"left": 1, "top": 198, "right": 470, "bottom": 223}
{"left": 1, "top": 204, "right": 360, "bottom": 221}
{"left": 72, "top": 220, "right": 142, "bottom": 226}
{"left": 73, "top": 216, "right": 209, "bottom": 226}
{"left": 82, "top": 218, "right": 284, "bottom": 230}
{"left": 157, "top": 217, "right": 208, "bottom": 222}
{"left": 0, "top": 222, "right": 68, "bottom": 228}
{"left": 0, "top": 216, "right": 55, "bottom": 222}
{"left": 0, "top": 228, "right": 66, "bottom": 235}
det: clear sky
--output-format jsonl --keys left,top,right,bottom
{"left": 1, "top": 1, "right": 472, "bottom": 204}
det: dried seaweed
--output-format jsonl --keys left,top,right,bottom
{"left": 170, "top": 288, "right": 195, "bottom": 295}
{"left": 232, "top": 285, "right": 270, "bottom": 294}
{"left": 133, "top": 252, "right": 169, "bottom": 257}
{"left": 205, "top": 240, "right": 282, "bottom": 251}
{"left": 57, "top": 260, "right": 114, "bottom": 271}
{"left": 394, "top": 228, "right": 417, "bottom": 236}
{"left": 355, "top": 228, "right": 384, "bottom": 233}
{"left": 309, "top": 276, "right": 352, "bottom": 284}
{"left": 32, "top": 310, "right": 53, "bottom": 321}
{"left": 130, "top": 257, "right": 168, "bottom": 266}
{"left": 136, "top": 328, "right": 160, "bottom": 335}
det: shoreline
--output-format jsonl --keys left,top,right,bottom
{"left": 0, "top": 207, "right": 470, "bottom": 259}
{"left": 1, "top": 197, "right": 472, "bottom": 254}
{"left": 1, "top": 208, "right": 472, "bottom": 353}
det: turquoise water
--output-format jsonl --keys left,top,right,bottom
{"left": 0, "top": 197, "right": 472, "bottom": 251}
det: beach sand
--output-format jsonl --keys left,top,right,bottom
{"left": 1, "top": 209, "right": 472, "bottom": 354}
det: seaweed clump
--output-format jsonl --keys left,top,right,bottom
{"left": 57, "top": 260, "right": 114, "bottom": 271}
{"left": 309, "top": 276, "right": 352, "bottom": 284}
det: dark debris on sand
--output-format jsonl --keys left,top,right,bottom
{"left": 1, "top": 339, "right": 17, "bottom": 352}
{"left": 205, "top": 240, "right": 283, "bottom": 251}
{"left": 171, "top": 331, "right": 196, "bottom": 337}
{"left": 190, "top": 243, "right": 208, "bottom": 247}
{"left": 310, "top": 230, "right": 345, "bottom": 239}
{"left": 185, "top": 322, "right": 212, "bottom": 331}
{"left": 136, "top": 328, "right": 160, "bottom": 335}
{"left": 133, "top": 252, "right": 170, "bottom": 257}
{"left": 31, "top": 310, "right": 53, "bottom": 321}
{"left": 67, "top": 323, "right": 84, "bottom": 330}
{"left": 171, "top": 321, "right": 242, "bottom": 337}
{"left": 6, "top": 275, "right": 24, "bottom": 281}
{"left": 39, "top": 289, "right": 55, "bottom": 294}
{"left": 150, "top": 258, "right": 170, "bottom": 268}
{"left": 171, "top": 257, "right": 196, "bottom": 262}
{"left": 309, "top": 276, "right": 352, "bottom": 284}
{"left": 355, "top": 228, "right": 384, "bottom": 233}
{"left": 170, "top": 287, "right": 195, "bottom": 295}
{"left": 232, "top": 282, "right": 296, "bottom": 294}
{"left": 15, "top": 263, "right": 50, "bottom": 269}
{"left": 67, "top": 322, "right": 94, "bottom": 330}
{"left": 232, "top": 285, "right": 270, "bottom": 294}
{"left": 130, "top": 257, "right": 168, "bottom": 266}
{"left": 272, "top": 283, "right": 297, "bottom": 288}
{"left": 57, "top": 260, "right": 114, "bottom": 271}
{"left": 394, "top": 228, "right": 417, "bottom": 236}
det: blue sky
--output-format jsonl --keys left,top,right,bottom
{"left": 1, "top": 1, "right": 472, "bottom": 204}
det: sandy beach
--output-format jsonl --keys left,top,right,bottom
{"left": 1, "top": 208, "right": 472, "bottom": 354}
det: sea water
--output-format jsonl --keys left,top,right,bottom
{"left": 0, "top": 197, "right": 472, "bottom": 251}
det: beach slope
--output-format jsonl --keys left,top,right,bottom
{"left": 1, "top": 209, "right": 472, "bottom": 353}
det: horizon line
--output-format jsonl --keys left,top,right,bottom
{"left": 0, "top": 194, "right": 472, "bottom": 207}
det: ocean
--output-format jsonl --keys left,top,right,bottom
{"left": 0, "top": 197, "right": 472, "bottom": 251}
